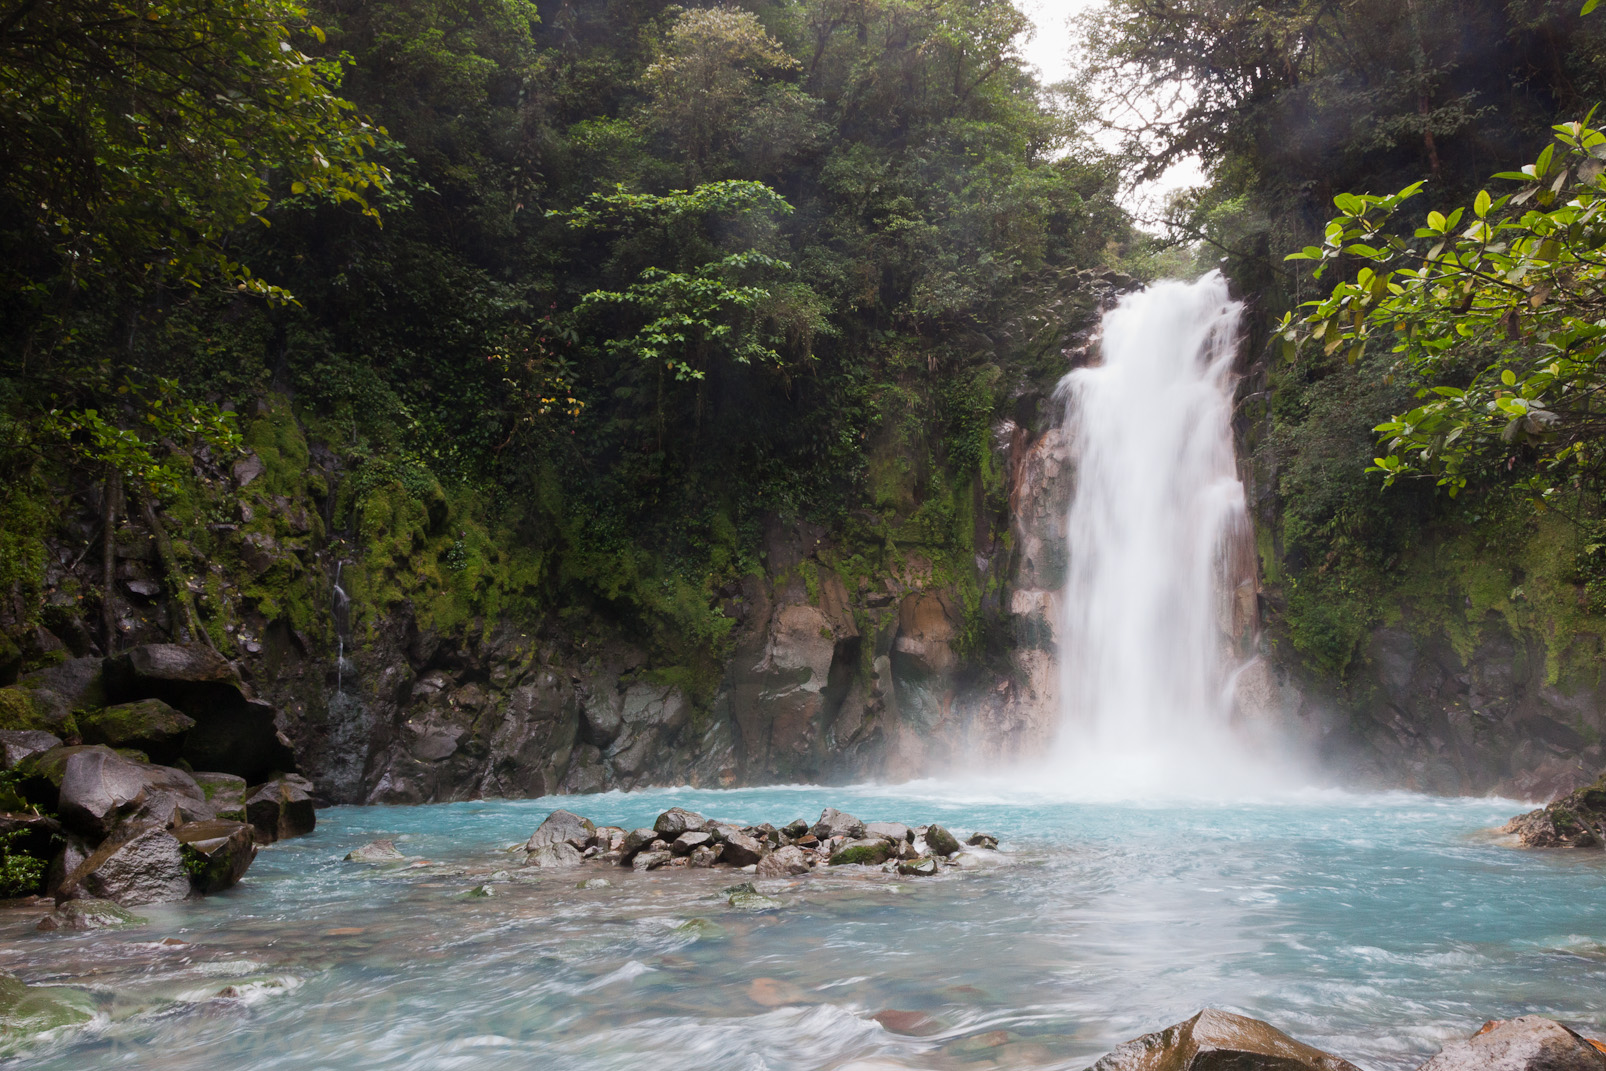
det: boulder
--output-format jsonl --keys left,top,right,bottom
{"left": 345, "top": 840, "right": 405, "bottom": 863}
{"left": 925, "top": 824, "right": 962, "bottom": 856}
{"left": 720, "top": 831, "right": 768, "bottom": 868}
{"left": 865, "top": 822, "right": 912, "bottom": 843}
{"left": 830, "top": 838, "right": 896, "bottom": 866}
{"left": 58, "top": 825, "right": 192, "bottom": 906}
{"left": 244, "top": 775, "right": 316, "bottom": 844}
{"left": 36, "top": 898, "right": 146, "bottom": 932}
{"left": 756, "top": 845, "right": 811, "bottom": 877}
{"left": 1504, "top": 775, "right": 1606, "bottom": 848}
{"left": 52, "top": 746, "right": 154, "bottom": 838}
{"left": 526, "top": 809, "right": 595, "bottom": 852}
{"left": 897, "top": 857, "right": 939, "bottom": 876}
{"left": 0, "top": 731, "right": 60, "bottom": 771}
{"left": 672, "top": 831, "right": 712, "bottom": 856}
{"left": 173, "top": 819, "right": 256, "bottom": 894}
{"left": 8, "top": 657, "right": 107, "bottom": 733}
{"left": 619, "top": 827, "right": 659, "bottom": 861}
{"left": 193, "top": 772, "right": 247, "bottom": 821}
{"left": 78, "top": 699, "right": 194, "bottom": 765}
{"left": 688, "top": 844, "right": 721, "bottom": 868}
{"left": 810, "top": 807, "right": 866, "bottom": 840}
{"left": 632, "top": 849, "right": 673, "bottom": 871}
{"left": 0, "top": 968, "right": 96, "bottom": 1043}
{"left": 1086, "top": 1009, "right": 1363, "bottom": 1071}
{"left": 1417, "top": 1017, "right": 1606, "bottom": 1071}
{"left": 967, "top": 832, "right": 1000, "bottom": 849}
{"left": 781, "top": 819, "right": 810, "bottom": 839}
{"left": 527, "top": 842, "right": 584, "bottom": 868}
{"left": 654, "top": 808, "right": 709, "bottom": 837}
{"left": 105, "top": 643, "right": 296, "bottom": 784}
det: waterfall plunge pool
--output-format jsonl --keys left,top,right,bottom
{"left": 5, "top": 784, "right": 1602, "bottom": 1071}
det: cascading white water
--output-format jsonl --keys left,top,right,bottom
{"left": 1054, "top": 271, "right": 1260, "bottom": 793}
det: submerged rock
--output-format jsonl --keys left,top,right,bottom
{"left": 1503, "top": 775, "right": 1606, "bottom": 848}
{"left": 36, "top": 897, "right": 147, "bottom": 932}
{"left": 966, "top": 832, "right": 999, "bottom": 849}
{"left": 345, "top": 839, "right": 405, "bottom": 863}
{"left": 1087, "top": 1008, "right": 1363, "bottom": 1071}
{"left": 1417, "top": 1016, "right": 1606, "bottom": 1071}
{"left": 897, "top": 857, "right": 938, "bottom": 877}
{"left": 0, "top": 969, "right": 96, "bottom": 1047}
{"left": 723, "top": 882, "right": 783, "bottom": 911}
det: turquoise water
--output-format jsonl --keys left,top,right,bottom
{"left": 4, "top": 784, "right": 1603, "bottom": 1070}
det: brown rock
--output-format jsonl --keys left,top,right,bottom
{"left": 721, "top": 831, "right": 767, "bottom": 868}
{"left": 173, "top": 819, "right": 256, "bottom": 893}
{"left": 1418, "top": 1017, "right": 1606, "bottom": 1071}
{"left": 874, "top": 1009, "right": 945, "bottom": 1037}
{"left": 1503, "top": 775, "right": 1606, "bottom": 848}
{"left": 244, "top": 775, "right": 316, "bottom": 843}
{"left": 755, "top": 845, "right": 811, "bottom": 877}
{"left": 1087, "top": 1009, "right": 1363, "bottom": 1071}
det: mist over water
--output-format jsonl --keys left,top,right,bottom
{"left": 1053, "top": 272, "right": 1270, "bottom": 797}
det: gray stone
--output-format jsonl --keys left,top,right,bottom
{"left": 578, "top": 877, "right": 612, "bottom": 889}
{"left": 1417, "top": 1017, "right": 1606, "bottom": 1071}
{"left": 345, "top": 839, "right": 405, "bottom": 863}
{"left": 654, "top": 807, "right": 709, "bottom": 837}
{"left": 193, "top": 771, "right": 247, "bottom": 821}
{"left": 925, "top": 824, "right": 962, "bottom": 856}
{"left": 720, "top": 831, "right": 767, "bottom": 868}
{"left": 781, "top": 819, "right": 810, "bottom": 839}
{"left": 527, "top": 842, "right": 584, "bottom": 868}
{"left": 0, "top": 731, "right": 60, "bottom": 770}
{"left": 173, "top": 819, "right": 256, "bottom": 894}
{"left": 672, "top": 831, "right": 712, "bottom": 856}
{"left": 755, "top": 845, "right": 811, "bottom": 877}
{"left": 59, "top": 825, "right": 192, "bottom": 905}
{"left": 810, "top": 807, "right": 866, "bottom": 840}
{"left": 688, "top": 844, "right": 720, "bottom": 868}
{"left": 966, "top": 832, "right": 999, "bottom": 849}
{"left": 1503, "top": 775, "right": 1606, "bottom": 848}
{"left": 36, "top": 898, "right": 146, "bottom": 932}
{"left": 632, "top": 849, "right": 673, "bottom": 871}
{"left": 619, "top": 827, "right": 659, "bottom": 861}
{"left": 897, "top": 857, "right": 939, "bottom": 876}
{"left": 78, "top": 699, "right": 194, "bottom": 765}
{"left": 865, "top": 821, "right": 911, "bottom": 843}
{"left": 525, "top": 809, "right": 595, "bottom": 852}
{"left": 1087, "top": 1008, "right": 1364, "bottom": 1071}
{"left": 55, "top": 746, "right": 152, "bottom": 838}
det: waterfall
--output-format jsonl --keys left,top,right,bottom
{"left": 333, "top": 561, "right": 351, "bottom": 693}
{"left": 1054, "top": 271, "right": 1262, "bottom": 794}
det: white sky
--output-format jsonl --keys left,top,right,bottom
{"left": 1015, "top": 0, "right": 1207, "bottom": 222}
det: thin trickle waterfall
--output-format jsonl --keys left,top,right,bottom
{"left": 1055, "top": 271, "right": 1257, "bottom": 792}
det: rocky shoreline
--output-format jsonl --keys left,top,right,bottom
{"left": 1503, "top": 772, "right": 1606, "bottom": 848}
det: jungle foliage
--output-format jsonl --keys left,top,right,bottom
{"left": 0, "top": 0, "right": 1134, "bottom": 662}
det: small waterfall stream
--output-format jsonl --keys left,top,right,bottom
{"left": 1054, "top": 271, "right": 1262, "bottom": 793}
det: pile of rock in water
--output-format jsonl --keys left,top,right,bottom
{"left": 1504, "top": 772, "right": 1606, "bottom": 848}
{"left": 516, "top": 805, "right": 1000, "bottom": 877}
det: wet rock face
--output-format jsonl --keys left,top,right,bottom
{"left": 244, "top": 776, "right": 316, "bottom": 844}
{"left": 78, "top": 699, "right": 194, "bottom": 764}
{"left": 1088, "top": 1008, "right": 1363, "bottom": 1071}
{"left": 173, "top": 819, "right": 257, "bottom": 894}
{"left": 1418, "top": 1017, "right": 1606, "bottom": 1071}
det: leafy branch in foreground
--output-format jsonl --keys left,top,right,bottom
{"left": 1280, "top": 118, "right": 1606, "bottom": 501}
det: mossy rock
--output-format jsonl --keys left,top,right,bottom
{"left": 829, "top": 840, "right": 895, "bottom": 866}
{"left": 78, "top": 699, "right": 194, "bottom": 765}
{"left": 0, "top": 690, "right": 47, "bottom": 734}
{"left": 0, "top": 969, "right": 96, "bottom": 1050}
